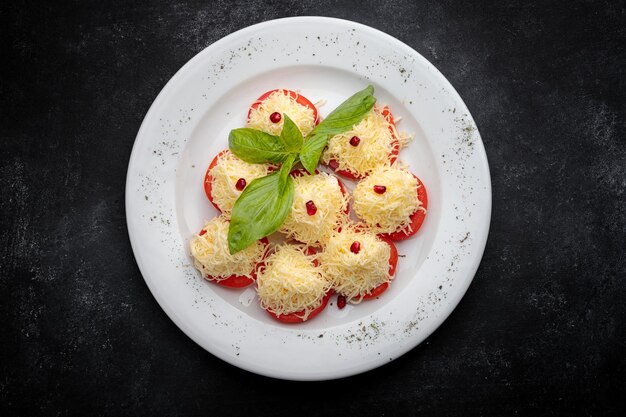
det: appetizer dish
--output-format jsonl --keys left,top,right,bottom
{"left": 189, "top": 215, "right": 269, "bottom": 288}
{"left": 256, "top": 245, "right": 332, "bottom": 323}
{"left": 353, "top": 165, "right": 427, "bottom": 240}
{"left": 280, "top": 169, "right": 349, "bottom": 246}
{"left": 247, "top": 89, "right": 319, "bottom": 136}
{"left": 189, "top": 85, "right": 428, "bottom": 323}
{"left": 320, "top": 224, "right": 397, "bottom": 303}
{"left": 321, "top": 106, "right": 407, "bottom": 179}
{"left": 204, "top": 150, "right": 271, "bottom": 214}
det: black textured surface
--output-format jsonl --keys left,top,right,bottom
{"left": 1, "top": 1, "right": 624, "bottom": 416}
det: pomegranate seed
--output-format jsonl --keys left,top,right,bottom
{"left": 329, "top": 159, "right": 339, "bottom": 170}
{"left": 337, "top": 295, "right": 347, "bottom": 309}
{"left": 199, "top": 229, "right": 206, "bottom": 236}
{"left": 269, "top": 112, "right": 281, "bottom": 123}
{"left": 235, "top": 178, "right": 246, "bottom": 191}
{"left": 349, "top": 136, "right": 360, "bottom": 146}
{"left": 350, "top": 241, "right": 361, "bottom": 254}
{"left": 306, "top": 200, "right": 317, "bottom": 216}
{"left": 373, "top": 185, "right": 387, "bottom": 194}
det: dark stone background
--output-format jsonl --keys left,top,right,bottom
{"left": 1, "top": 1, "right": 624, "bottom": 416}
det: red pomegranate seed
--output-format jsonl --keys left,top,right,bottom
{"left": 269, "top": 112, "right": 281, "bottom": 123}
{"left": 235, "top": 178, "right": 246, "bottom": 191}
{"left": 199, "top": 229, "right": 206, "bottom": 236}
{"left": 337, "top": 295, "right": 347, "bottom": 309}
{"left": 350, "top": 241, "right": 361, "bottom": 254}
{"left": 349, "top": 136, "right": 360, "bottom": 146}
{"left": 373, "top": 185, "right": 387, "bottom": 194}
{"left": 306, "top": 200, "right": 317, "bottom": 216}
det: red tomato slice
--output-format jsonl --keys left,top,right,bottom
{"left": 379, "top": 174, "right": 428, "bottom": 241}
{"left": 327, "top": 106, "right": 400, "bottom": 179}
{"left": 361, "top": 236, "right": 398, "bottom": 300}
{"left": 361, "top": 282, "right": 389, "bottom": 300}
{"left": 204, "top": 237, "right": 269, "bottom": 288}
{"left": 247, "top": 89, "right": 319, "bottom": 124}
{"left": 266, "top": 246, "right": 331, "bottom": 323}
{"left": 267, "top": 290, "right": 333, "bottom": 324}
{"left": 203, "top": 150, "right": 228, "bottom": 212}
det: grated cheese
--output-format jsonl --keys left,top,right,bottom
{"left": 353, "top": 166, "right": 421, "bottom": 234}
{"left": 320, "top": 224, "right": 392, "bottom": 302}
{"left": 247, "top": 90, "right": 316, "bottom": 137}
{"left": 208, "top": 150, "right": 270, "bottom": 215}
{"left": 279, "top": 171, "right": 349, "bottom": 246}
{"left": 189, "top": 216, "right": 266, "bottom": 280}
{"left": 321, "top": 106, "right": 408, "bottom": 177}
{"left": 256, "top": 245, "right": 331, "bottom": 319}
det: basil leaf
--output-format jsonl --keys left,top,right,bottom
{"left": 299, "top": 133, "right": 329, "bottom": 174}
{"left": 229, "top": 128, "right": 291, "bottom": 164}
{"left": 228, "top": 155, "right": 296, "bottom": 254}
{"left": 310, "top": 85, "right": 376, "bottom": 136}
{"left": 300, "top": 85, "right": 376, "bottom": 174}
{"left": 278, "top": 114, "right": 304, "bottom": 153}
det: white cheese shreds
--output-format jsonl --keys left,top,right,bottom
{"left": 396, "top": 128, "right": 412, "bottom": 149}
{"left": 247, "top": 90, "right": 316, "bottom": 137}
{"left": 353, "top": 166, "right": 421, "bottom": 234}
{"left": 279, "top": 172, "right": 349, "bottom": 246}
{"left": 189, "top": 216, "right": 266, "bottom": 280}
{"left": 256, "top": 245, "right": 331, "bottom": 319}
{"left": 320, "top": 225, "right": 392, "bottom": 302}
{"left": 208, "top": 151, "right": 269, "bottom": 215}
{"left": 321, "top": 106, "right": 401, "bottom": 177}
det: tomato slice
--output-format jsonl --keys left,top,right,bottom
{"left": 380, "top": 174, "right": 428, "bottom": 241}
{"left": 267, "top": 290, "right": 333, "bottom": 324}
{"left": 327, "top": 106, "right": 400, "bottom": 179}
{"left": 247, "top": 89, "right": 319, "bottom": 124}
{"left": 265, "top": 246, "right": 331, "bottom": 323}
{"left": 203, "top": 150, "right": 228, "bottom": 212}
{"left": 361, "top": 282, "right": 389, "bottom": 300}
{"left": 204, "top": 237, "right": 269, "bottom": 288}
{"left": 361, "top": 236, "right": 398, "bottom": 300}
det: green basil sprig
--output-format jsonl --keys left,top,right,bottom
{"left": 226, "top": 86, "right": 376, "bottom": 253}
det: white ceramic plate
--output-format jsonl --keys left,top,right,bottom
{"left": 126, "top": 17, "right": 491, "bottom": 380}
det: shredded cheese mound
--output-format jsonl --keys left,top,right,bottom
{"left": 321, "top": 106, "right": 406, "bottom": 177}
{"left": 189, "top": 216, "right": 266, "bottom": 280}
{"left": 279, "top": 172, "right": 349, "bottom": 246}
{"left": 208, "top": 151, "right": 269, "bottom": 214}
{"left": 256, "top": 245, "right": 331, "bottom": 319}
{"left": 320, "top": 225, "right": 392, "bottom": 302}
{"left": 353, "top": 166, "right": 421, "bottom": 234}
{"left": 247, "top": 90, "right": 316, "bottom": 136}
